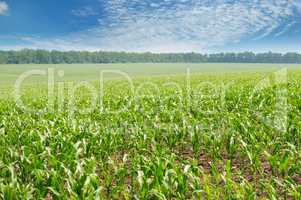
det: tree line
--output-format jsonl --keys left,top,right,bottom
{"left": 1, "top": 49, "right": 301, "bottom": 64}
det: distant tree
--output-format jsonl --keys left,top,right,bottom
{"left": 0, "top": 49, "right": 301, "bottom": 64}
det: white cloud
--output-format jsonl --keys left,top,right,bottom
{"left": 71, "top": 6, "right": 97, "bottom": 17}
{"left": 292, "top": 1, "right": 301, "bottom": 11}
{"left": 71, "top": 0, "right": 301, "bottom": 52}
{"left": 5, "top": 0, "right": 301, "bottom": 52}
{"left": 274, "top": 21, "right": 297, "bottom": 37}
{"left": 0, "top": 1, "right": 8, "bottom": 15}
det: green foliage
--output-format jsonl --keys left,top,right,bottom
{"left": 0, "top": 69, "right": 300, "bottom": 199}
{"left": 1, "top": 49, "right": 301, "bottom": 64}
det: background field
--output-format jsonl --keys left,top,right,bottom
{"left": 1, "top": 63, "right": 299, "bottom": 85}
{"left": 1, "top": 63, "right": 300, "bottom": 99}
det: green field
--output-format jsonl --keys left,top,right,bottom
{"left": 1, "top": 63, "right": 299, "bottom": 84}
{"left": 0, "top": 63, "right": 301, "bottom": 199}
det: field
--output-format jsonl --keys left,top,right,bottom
{"left": 0, "top": 63, "right": 301, "bottom": 199}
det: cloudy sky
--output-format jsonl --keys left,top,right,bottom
{"left": 0, "top": 0, "right": 301, "bottom": 53}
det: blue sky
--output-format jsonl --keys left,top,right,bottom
{"left": 0, "top": 0, "right": 301, "bottom": 53}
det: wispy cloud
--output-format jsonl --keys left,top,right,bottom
{"left": 274, "top": 21, "right": 297, "bottom": 37}
{"left": 94, "top": 0, "right": 301, "bottom": 52}
{"left": 0, "top": 1, "right": 8, "bottom": 15}
{"left": 71, "top": 6, "right": 97, "bottom": 17}
{"left": 5, "top": 0, "right": 301, "bottom": 52}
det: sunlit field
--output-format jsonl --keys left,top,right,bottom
{"left": 0, "top": 63, "right": 301, "bottom": 199}
{"left": 0, "top": 63, "right": 297, "bottom": 85}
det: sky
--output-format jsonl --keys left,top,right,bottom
{"left": 0, "top": 0, "right": 301, "bottom": 53}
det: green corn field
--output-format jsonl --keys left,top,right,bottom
{"left": 0, "top": 64, "right": 300, "bottom": 199}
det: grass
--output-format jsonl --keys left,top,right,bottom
{"left": 1, "top": 63, "right": 299, "bottom": 84}
{"left": 0, "top": 63, "right": 300, "bottom": 199}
